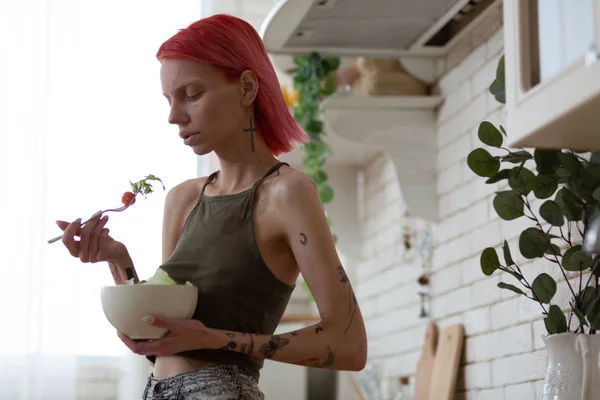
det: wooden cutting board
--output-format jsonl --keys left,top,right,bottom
{"left": 414, "top": 322, "right": 438, "bottom": 400}
{"left": 428, "top": 324, "right": 465, "bottom": 400}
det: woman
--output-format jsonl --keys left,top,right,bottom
{"left": 57, "top": 14, "right": 367, "bottom": 400}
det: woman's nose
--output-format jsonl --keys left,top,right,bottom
{"left": 168, "top": 104, "right": 189, "bottom": 125}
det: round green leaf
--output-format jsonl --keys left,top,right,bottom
{"left": 562, "top": 245, "right": 594, "bottom": 271}
{"left": 319, "top": 185, "right": 334, "bottom": 204}
{"left": 555, "top": 188, "right": 583, "bottom": 221}
{"left": 533, "top": 173, "right": 559, "bottom": 199}
{"left": 467, "top": 148, "right": 500, "bottom": 178}
{"left": 478, "top": 122, "right": 503, "bottom": 147}
{"left": 497, "top": 282, "right": 525, "bottom": 296}
{"left": 558, "top": 152, "right": 583, "bottom": 176}
{"left": 519, "top": 228, "right": 551, "bottom": 259}
{"left": 531, "top": 273, "right": 556, "bottom": 304}
{"left": 489, "top": 79, "right": 505, "bottom": 104}
{"left": 534, "top": 149, "right": 561, "bottom": 173}
{"left": 508, "top": 167, "right": 536, "bottom": 195}
{"left": 539, "top": 200, "right": 565, "bottom": 226}
{"left": 496, "top": 55, "right": 505, "bottom": 83}
{"left": 322, "top": 75, "right": 337, "bottom": 96}
{"left": 581, "top": 164, "right": 600, "bottom": 191}
{"left": 502, "top": 151, "right": 532, "bottom": 164}
{"left": 480, "top": 247, "right": 501, "bottom": 276}
{"left": 493, "top": 191, "right": 524, "bottom": 220}
{"left": 486, "top": 169, "right": 511, "bottom": 184}
{"left": 502, "top": 240, "right": 514, "bottom": 266}
{"left": 544, "top": 304, "right": 568, "bottom": 334}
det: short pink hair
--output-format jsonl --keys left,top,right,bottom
{"left": 156, "top": 14, "right": 308, "bottom": 156}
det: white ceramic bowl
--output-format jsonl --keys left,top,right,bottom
{"left": 100, "top": 284, "right": 198, "bottom": 339}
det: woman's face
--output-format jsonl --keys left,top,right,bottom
{"left": 160, "top": 58, "right": 249, "bottom": 156}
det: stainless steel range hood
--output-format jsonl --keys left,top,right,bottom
{"left": 260, "top": 0, "right": 502, "bottom": 58}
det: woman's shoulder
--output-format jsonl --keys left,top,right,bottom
{"left": 263, "top": 164, "right": 318, "bottom": 204}
{"left": 164, "top": 176, "right": 208, "bottom": 209}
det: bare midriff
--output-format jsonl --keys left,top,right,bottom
{"left": 153, "top": 356, "right": 217, "bottom": 379}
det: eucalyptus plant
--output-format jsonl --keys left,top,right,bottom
{"left": 468, "top": 55, "right": 600, "bottom": 335}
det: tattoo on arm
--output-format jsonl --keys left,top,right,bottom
{"left": 220, "top": 341, "right": 237, "bottom": 351}
{"left": 295, "top": 346, "right": 336, "bottom": 368}
{"left": 259, "top": 335, "right": 290, "bottom": 359}
{"left": 338, "top": 265, "right": 358, "bottom": 333}
{"left": 291, "top": 331, "right": 298, "bottom": 336}
{"left": 299, "top": 233, "right": 308, "bottom": 245}
{"left": 315, "top": 325, "right": 324, "bottom": 334}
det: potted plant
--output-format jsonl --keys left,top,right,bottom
{"left": 467, "top": 55, "right": 600, "bottom": 399}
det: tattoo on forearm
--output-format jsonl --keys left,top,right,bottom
{"left": 291, "top": 331, "right": 298, "bottom": 336}
{"left": 312, "top": 346, "right": 335, "bottom": 368}
{"left": 259, "top": 335, "right": 289, "bottom": 359}
{"left": 296, "top": 346, "right": 336, "bottom": 368}
{"left": 315, "top": 325, "right": 324, "bottom": 334}
{"left": 299, "top": 233, "right": 308, "bottom": 245}
{"left": 243, "top": 115, "right": 256, "bottom": 152}
{"left": 226, "top": 332, "right": 236, "bottom": 338}
{"left": 338, "top": 265, "right": 358, "bottom": 333}
{"left": 220, "top": 341, "right": 237, "bottom": 351}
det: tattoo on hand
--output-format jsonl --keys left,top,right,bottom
{"left": 315, "top": 325, "right": 324, "bottom": 334}
{"left": 299, "top": 233, "right": 308, "bottom": 245}
{"left": 243, "top": 115, "right": 256, "bottom": 153}
{"left": 260, "top": 335, "right": 290, "bottom": 359}
{"left": 220, "top": 341, "right": 237, "bottom": 351}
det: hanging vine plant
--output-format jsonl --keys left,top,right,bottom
{"left": 287, "top": 52, "right": 340, "bottom": 210}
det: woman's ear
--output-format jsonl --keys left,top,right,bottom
{"left": 240, "top": 69, "right": 259, "bottom": 107}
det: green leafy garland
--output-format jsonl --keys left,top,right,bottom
{"left": 288, "top": 52, "right": 341, "bottom": 300}
{"left": 288, "top": 52, "right": 340, "bottom": 210}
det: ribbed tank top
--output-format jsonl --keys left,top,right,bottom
{"left": 147, "top": 162, "right": 295, "bottom": 382}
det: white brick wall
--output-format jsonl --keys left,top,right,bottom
{"left": 355, "top": 27, "right": 554, "bottom": 399}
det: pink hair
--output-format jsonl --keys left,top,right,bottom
{"left": 156, "top": 14, "right": 308, "bottom": 156}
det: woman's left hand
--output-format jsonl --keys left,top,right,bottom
{"left": 117, "top": 315, "right": 211, "bottom": 356}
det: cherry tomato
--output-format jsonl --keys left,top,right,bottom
{"left": 122, "top": 191, "right": 136, "bottom": 206}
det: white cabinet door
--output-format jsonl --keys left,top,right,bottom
{"left": 504, "top": 0, "right": 600, "bottom": 150}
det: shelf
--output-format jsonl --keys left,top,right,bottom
{"left": 323, "top": 92, "right": 443, "bottom": 222}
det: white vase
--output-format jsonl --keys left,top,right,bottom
{"left": 542, "top": 333, "right": 600, "bottom": 400}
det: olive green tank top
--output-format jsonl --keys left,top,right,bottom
{"left": 147, "top": 162, "right": 295, "bottom": 382}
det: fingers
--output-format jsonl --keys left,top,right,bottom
{"left": 89, "top": 215, "right": 109, "bottom": 263}
{"left": 78, "top": 213, "right": 102, "bottom": 263}
{"left": 61, "top": 218, "right": 82, "bottom": 257}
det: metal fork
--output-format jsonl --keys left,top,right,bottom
{"left": 47, "top": 197, "right": 134, "bottom": 244}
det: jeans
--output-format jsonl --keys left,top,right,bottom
{"left": 142, "top": 364, "right": 265, "bottom": 400}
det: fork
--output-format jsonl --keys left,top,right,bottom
{"left": 47, "top": 197, "right": 135, "bottom": 244}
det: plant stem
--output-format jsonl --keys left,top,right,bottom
{"left": 512, "top": 263, "right": 549, "bottom": 314}
{"left": 522, "top": 197, "right": 578, "bottom": 301}
{"left": 560, "top": 226, "right": 573, "bottom": 246}
{"left": 582, "top": 256, "right": 600, "bottom": 296}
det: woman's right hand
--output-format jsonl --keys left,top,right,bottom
{"left": 56, "top": 215, "right": 127, "bottom": 264}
